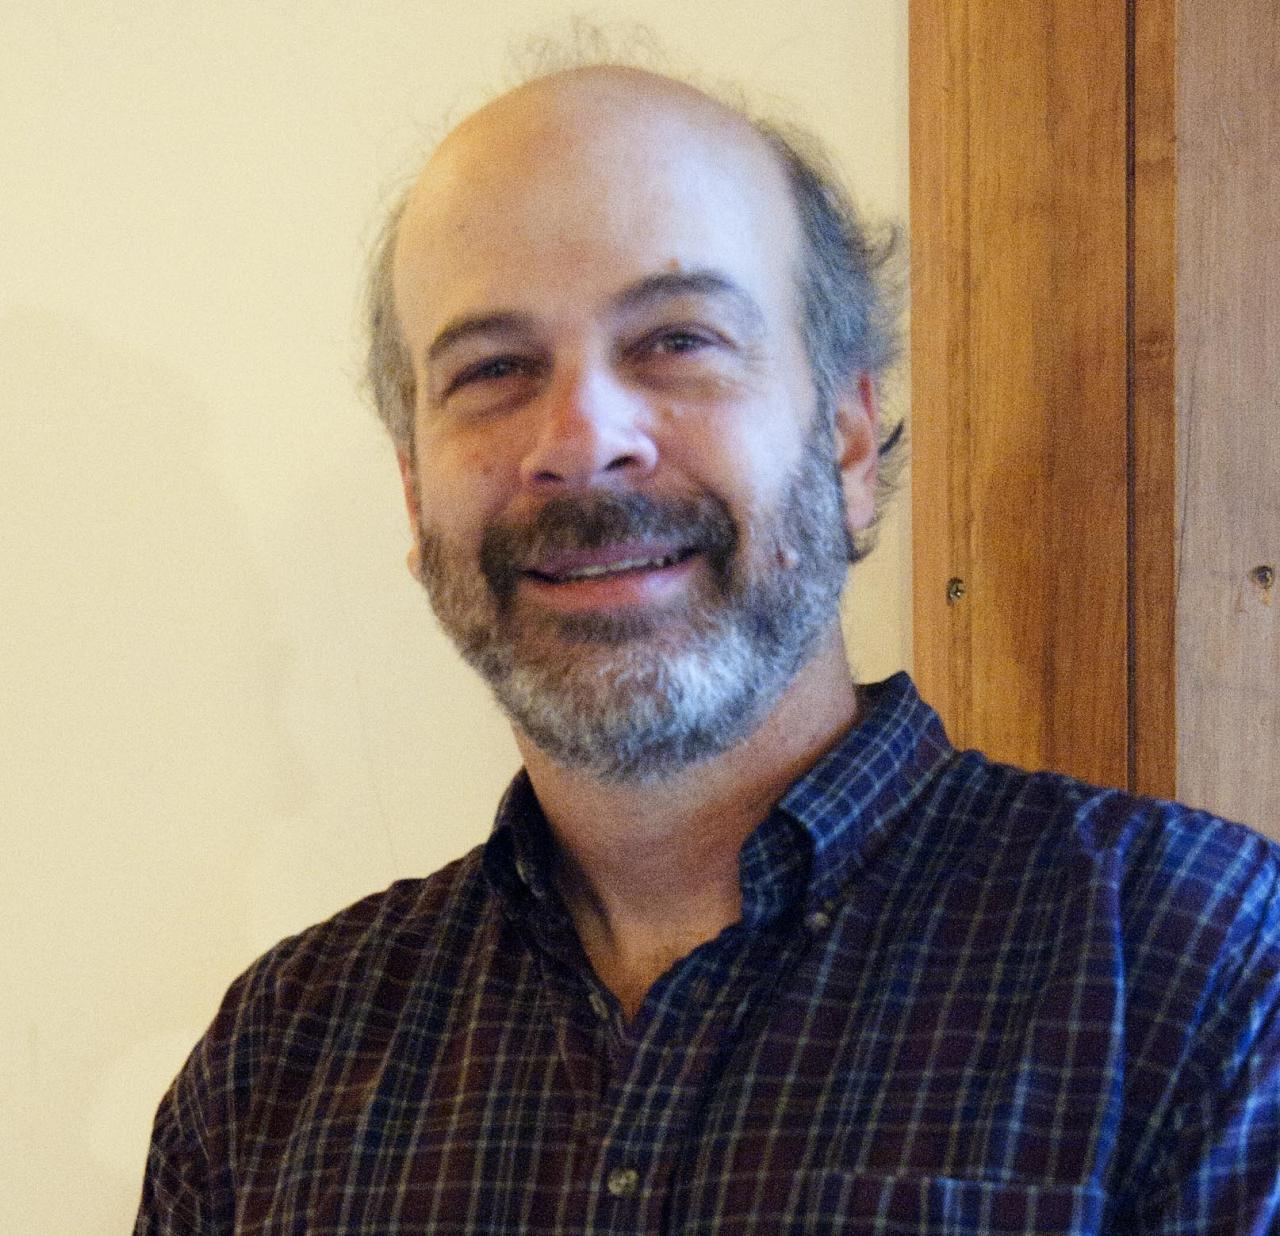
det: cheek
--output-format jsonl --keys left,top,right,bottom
{"left": 414, "top": 434, "right": 512, "bottom": 541}
{"left": 704, "top": 412, "right": 809, "bottom": 512}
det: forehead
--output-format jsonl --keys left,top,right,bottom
{"left": 392, "top": 73, "right": 803, "bottom": 339}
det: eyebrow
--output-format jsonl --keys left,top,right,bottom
{"left": 424, "top": 268, "right": 768, "bottom": 367}
{"left": 425, "top": 311, "right": 538, "bottom": 368}
{"left": 611, "top": 270, "right": 768, "bottom": 336}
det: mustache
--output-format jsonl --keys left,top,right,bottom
{"left": 478, "top": 490, "right": 738, "bottom": 605}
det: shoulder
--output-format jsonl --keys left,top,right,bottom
{"left": 216, "top": 846, "right": 493, "bottom": 1046}
{"left": 171, "top": 846, "right": 497, "bottom": 1123}
{"left": 926, "top": 747, "right": 1280, "bottom": 914}
{"left": 925, "top": 750, "right": 1280, "bottom": 1031}
{"left": 137, "top": 850, "right": 496, "bottom": 1230}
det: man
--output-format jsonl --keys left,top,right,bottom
{"left": 137, "top": 65, "right": 1280, "bottom": 1233}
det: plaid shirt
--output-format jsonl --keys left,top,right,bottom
{"left": 137, "top": 674, "right": 1280, "bottom": 1234}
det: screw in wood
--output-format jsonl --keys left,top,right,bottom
{"left": 946, "top": 577, "right": 967, "bottom": 605}
{"left": 1250, "top": 564, "right": 1275, "bottom": 590}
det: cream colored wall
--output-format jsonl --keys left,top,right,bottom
{"left": 0, "top": 3, "right": 908, "bottom": 1231}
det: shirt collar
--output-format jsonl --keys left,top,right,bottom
{"left": 776, "top": 671, "right": 955, "bottom": 909}
{"left": 483, "top": 672, "right": 955, "bottom": 924}
{"left": 483, "top": 771, "right": 557, "bottom": 917}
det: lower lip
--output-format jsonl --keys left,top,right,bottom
{"left": 519, "top": 554, "right": 701, "bottom": 613}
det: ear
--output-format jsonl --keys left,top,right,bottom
{"left": 396, "top": 448, "right": 424, "bottom": 582}
{"left": 833, "top": 372, "right": 878, "bottom": 537}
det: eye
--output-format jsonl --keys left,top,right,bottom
{"left": 638, "top": 328, "right": 717, "bottom": 359}
{"left": 445, "top": 355, "right": 532, "bottom": 396}
{"left": 657, "top": 330, "right": 705, "bottom": 353}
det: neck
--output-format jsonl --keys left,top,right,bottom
{"left": 515, "top": 624, "right": 858, "bottom": 1017}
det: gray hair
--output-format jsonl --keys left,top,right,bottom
{"left": 363, "top": 72, "right": 905, "bottom": 561}
{"left": 365, "top": 193, "right": 415, "bottom": 449}
{"left": 748, "top": 117, "right": 904, "bottom": 560}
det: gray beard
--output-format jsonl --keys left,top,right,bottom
{"left": 415, "top": 422, "right": 852, "bottom": 783}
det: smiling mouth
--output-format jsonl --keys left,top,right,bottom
{"left": 523, "top": 547, "right": 698, "bottom": 585}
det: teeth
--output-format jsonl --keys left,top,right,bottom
{"left": 555, "top": 554, "right": 679, "bottom": 581}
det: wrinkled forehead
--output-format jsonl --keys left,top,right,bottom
{"left": 393, "top": 69, "right": 803, "bottom": 335}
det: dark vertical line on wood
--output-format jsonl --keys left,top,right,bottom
{"left": 1126, "top": 0, "right": 1139, "bottom": 792}
{"left": 959, "top": 0, "right": 975, "bottom": 742}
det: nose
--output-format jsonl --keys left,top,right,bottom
{"left": 519, "top": 364, "right": 658, "bottom": 490}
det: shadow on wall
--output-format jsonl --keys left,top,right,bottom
{"left": 0, "top": 307, "right": 307, "bottom": 1232}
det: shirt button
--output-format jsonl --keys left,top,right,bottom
{"left": 606, "top": 1166, "right": 639, "bottom": 1197}
{"left": 514, "top": 858, "right": 546, "bottom": 899}
{"left": 588, "top": 990, "right": 611, "bottom": 1020}
{"left": 805, "top": 908, "right": 833, "bottom": 934}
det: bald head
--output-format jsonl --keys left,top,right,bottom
{"left": 434, "top": 64, "right": 768, "bottom": 171}
{"left": 392, "top": 66, "right": 803, "bottom": 384}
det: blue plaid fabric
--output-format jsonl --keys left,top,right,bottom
{"left": 137, "top": 674, "right": 1280, "bottom": 1234}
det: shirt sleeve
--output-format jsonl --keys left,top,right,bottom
{"left": 133, "top": 950, "right": 277, "bottom": 1236}
{"left": 134, "top": 1038, "right": 217, "bottom": 1236}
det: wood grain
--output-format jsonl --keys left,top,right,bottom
{"left": 909, "top": 0, "right": 973, "bottom": 748}
{"left": 911, "top": 0, "right": 1130, "bottom": 785}
{"left": 1131, "top": 0, "right": 1178, "bottom": 798}
{"left": 1175, "top": 0, "right": 1280, "bottom": 837}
